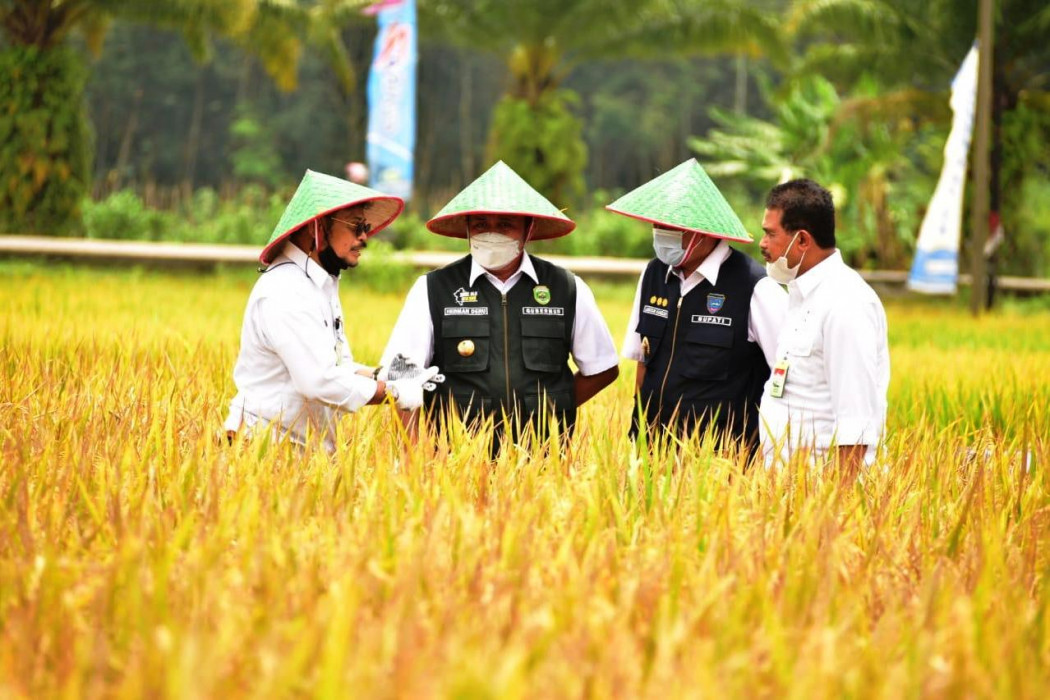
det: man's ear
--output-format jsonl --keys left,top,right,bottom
{"left": 796, "top": 229, "right": 813, "bottom": 251}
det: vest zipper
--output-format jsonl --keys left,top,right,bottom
{"left": 502, "top": 292, "right": 512, "bottom": 406}
{"left": 658, "top": 297, "right": 684, "bottom": 413}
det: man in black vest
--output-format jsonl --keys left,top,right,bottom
{"left": 607, "top": 159, "right": 786, "bottom": 452}
{"left": 382, "top": 161, "right": 620, "bottom": 448}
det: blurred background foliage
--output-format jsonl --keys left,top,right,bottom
{"left": 1, "top": 0, "right": 1049, "bottom": 275}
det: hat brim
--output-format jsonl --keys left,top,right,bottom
{"left": 260, "top": 196, "right": 404, "bottom": 264}
{"left": 604, "top": 205, "right": 753, "bottom": 243}
{"left": 427, "top": 209, "right": 575, "bottom": 240}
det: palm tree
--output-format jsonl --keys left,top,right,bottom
{"left": 786, "top": 0, "right": 1050, "bottom": 275}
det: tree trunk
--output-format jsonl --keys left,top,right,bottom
{"left": 181, "top": 69, "right": 206, "bottom": 195}
{"left": 459, "top": 48, "right": 474, "bottom": 186}
{"left": 969, "top": 0, "right": 994, "bottom": 315}
{"left": 734, "top": 54, "right": 748, "bottom": 115}
{"left": 112, "top": 88, "right": 143, "bottom": 192}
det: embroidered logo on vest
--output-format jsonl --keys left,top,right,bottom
{"left": 706, "top": 293, "right": 726, "bottom": 314}
{"left": 454, "top": 287, "right": 478, "bottom": 306}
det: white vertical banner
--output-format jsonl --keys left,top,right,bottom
{"left": 907, "top": 44, "right": 979, "bottom": 294}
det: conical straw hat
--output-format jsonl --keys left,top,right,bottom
{"left": 260, "top": 169, "right": 404, "bottom": 264}
{"left": 427, "top": 161, "right": 574, "bottom": 240}
{"left": 605, "top": 159, "right": 752, "bottom": 242}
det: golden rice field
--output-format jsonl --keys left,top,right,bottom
{"left": 2, "top": 261, "right": 1049, "bottom": 697}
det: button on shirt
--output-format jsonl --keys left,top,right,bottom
{"left": 622, "top": 240, "right": 786, "bottom": 367}
{"left": 224, "top": 242, "right": 379, "bottom": 451}
{"left": 758, "top": 250, "right": 890, "bottom": 465}
{"left": 382, "top": 253, "right": 620, "bottom": 377}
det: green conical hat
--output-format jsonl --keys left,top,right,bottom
{"left": 427, "top": 161, "right": 574, "bottom": 240}
{"left": 260, "top": 169, "right": 404, "bottom": 264}
{"left": 606, "top": 159, "right": 752, "bottom": 243}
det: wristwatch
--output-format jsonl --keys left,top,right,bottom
{"left": 372, "top": 365, "right": 382, "bottom": 381}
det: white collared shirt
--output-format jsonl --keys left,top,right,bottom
{"left": 621, "top": 240, "right": 786, "bottom": 367}
{"left": 758, "top": 250, "right": 890, "bottom": 465}
{"left": 381, "top": 253, "right": 619, "bottom": 376}
{"left": 224, "top": 242, "right": 378, "bottom": 451}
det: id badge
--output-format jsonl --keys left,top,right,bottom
{"left": 770, "top": 359, "right": 789, "bottom": 398}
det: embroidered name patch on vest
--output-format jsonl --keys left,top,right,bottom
{"left": 522, "top": 307, "right": 564, "bottom": 316}
{"left": 444, "top": 307, "right": 490, "bottom": 316}
{"left": 643, "top": 305, "right": 669, "bottom": 319}
{"left": 691, "top": 314, "right": 732, "bottom": 326}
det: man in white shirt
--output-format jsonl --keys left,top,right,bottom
{"left": 608, "top": 159, "right": 786, "bottom": 452}
{"left": 757, "top": 178, "right": 890, "bottom": 478}
{"left": 382, "top": 161, "right": 619, "bottom": 448}
{"left": 224, "top": 170, "right": 441, "bottom": 452}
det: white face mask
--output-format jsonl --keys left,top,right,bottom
{"left": 653, "top": 228, "right": 686, "bottom": 268}
{"left": 470, "top": 232, "right": 521, "bottom": 270}
{"left": 765, "top": 231, "right": 804, "bottom": 284}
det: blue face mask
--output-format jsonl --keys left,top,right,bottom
{"left": 653, "top": 228, "right": 686, "bottom": 267}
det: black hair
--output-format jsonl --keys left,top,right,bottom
{"left": 766, "top": 179, "right": 836, "bottom": 249}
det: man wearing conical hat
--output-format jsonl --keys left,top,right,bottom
{"left": 381, "top": 161, "right": 620, "bottom": 446}
{"left": 607, "top": 159, "right": 786, "bottom": 451}
{"left": 224, "top": 170, "right": 443, "bottom": 452}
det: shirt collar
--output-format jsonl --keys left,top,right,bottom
{"left": 665, "top": 239, "right": 731, "bottom": 285}
{"left": 790, "top": 248, "right": 844, "bottom": 298}
{"left": 469, "top": 252, "right": 539, "bottom": 287}
{"left": 277, "top": 240, "right": 333, "bottom": 289}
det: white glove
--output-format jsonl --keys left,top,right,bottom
{"left": 387, "top": 365, "right": 441, "bottom": 410}
{"left": 383, "top": 353, "right": 446, "bottom": 391}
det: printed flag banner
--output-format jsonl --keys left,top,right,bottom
{"left": 366, "top": 0, "right": 417, "bottom": 201}
{"left": 907, "top": 44, "right": 979, "bottom": 294}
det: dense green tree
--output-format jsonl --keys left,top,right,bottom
{"left": 575, "top": 55, "right": 770, "bottom": 192}
{"left": 0, "top": 0, "right": 366, "bottom": 233}
{"left": 419, "top": 0, "right": 784, "bottom": 207}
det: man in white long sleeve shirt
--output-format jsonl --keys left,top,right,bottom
{"left": 757, "top": 179, "right": 890, "bottom": 478}
{"left": 224, "top": 170, "right": 440, "bottom": 452}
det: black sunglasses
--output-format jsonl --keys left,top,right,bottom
{"left": 331, "top": 216, "right": 372, "bottom": 236}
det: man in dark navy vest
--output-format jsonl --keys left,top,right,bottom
{"left": 607, "top": 159, "right": 786, "bottom": 452}
{"left": 382, "top": 161, "right": 620, "bottom": 449}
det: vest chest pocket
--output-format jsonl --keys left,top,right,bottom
{"left": 636, "top": 314, "right": 667, "bottom": 366}
{"left": 520, "top": 316, "right": 568, "bottom": 374}
{"left": 441, "top": 317, "right": 490, "bottom": 372}
{"left": 680, "top": 323, "right": 734, "bottom": 381}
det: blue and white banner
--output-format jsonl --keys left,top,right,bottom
{"left": 365, "top": 0, "right": 417, "bottom": 201}
{"left": 907, "top": 44, "right": 979, "bottom": 294}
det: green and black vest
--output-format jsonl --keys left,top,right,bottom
{"left": 425, "top": 255, "right": 578, "bottom": 435}
{"left": 633, "top": 248, "right": 770, "bottom": 446}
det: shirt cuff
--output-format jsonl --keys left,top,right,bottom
{"left": 621, "top": 334, "right": 643, "bottom": 361}
{"left": 575, "top": 354, "right": 620, "bottom": 377}
{"left": 833, "top": 416, "right": 881, "bottom": 446}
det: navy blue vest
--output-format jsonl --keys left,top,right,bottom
{"left": 634, "top": 248, "right": 770, "bottom": 445}
{"left": 425, "top": 255, "right": 577, "bottom": 436}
